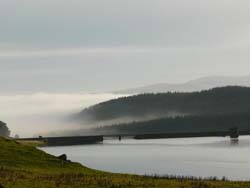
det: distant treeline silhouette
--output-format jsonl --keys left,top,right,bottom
{"left": 0, "top": 121, "right": 10, "bottom": 137}
{"left": 79, "top": 86, "right": 250, "bottom": 122}
{"left": 89, "top": 113, "right": 250, "bottom": 135}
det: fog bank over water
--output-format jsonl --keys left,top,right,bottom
{"left": 0, "top": 93, "right": 124, "bottom": 137}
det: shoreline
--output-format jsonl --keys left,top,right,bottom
{"left": 1, "top": 137, "right": 250, "bottom": 188}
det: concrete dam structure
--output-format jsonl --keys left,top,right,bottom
{"left": 17, "top": 127, "right": 245, "bottom": 147}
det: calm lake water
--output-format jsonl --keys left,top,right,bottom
{"left": 41, "top": 136, "right": 250, "bottom": 180}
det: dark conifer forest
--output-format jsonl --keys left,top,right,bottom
{"left": 78, "top": 86, "right": 250, "bottom": 134}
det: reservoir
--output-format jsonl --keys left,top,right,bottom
{"left": 41, "top": 136, "right": 250, "bottom": 180}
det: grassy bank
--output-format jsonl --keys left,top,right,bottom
{"left": 0, "top": 137, "right": 249, "bottom": 188}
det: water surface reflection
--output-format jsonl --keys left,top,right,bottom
{"left": 41, "top": 136, "right": 250, "bottom": 180}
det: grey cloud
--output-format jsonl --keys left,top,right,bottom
{"left": 1, "top": 0, "right": 250, "bottom": 93}
{"left": 0, "top": 46, "right": 250, "bottom": 94}
{"left": 1, "top": 0, "right": 250, "bottom": 48}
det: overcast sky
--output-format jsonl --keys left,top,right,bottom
{"left": 1, "top": 0, "right": 250, "bottom": 93}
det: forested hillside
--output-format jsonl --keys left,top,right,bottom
{"left": 88, "top": 113, "right": 250, "bottom": 135}
{"left": 78, "top": 86, "right": 250, "bottom": 124}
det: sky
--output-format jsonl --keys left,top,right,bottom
{"left": 1, "top": 0, "right": 250, "bottom": 136}
{"left": 1, "top": 0, "right": 250, "bottom": 93}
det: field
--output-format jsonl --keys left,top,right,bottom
{"left": 0, "top": 137, "right": 250, "bottom": 188}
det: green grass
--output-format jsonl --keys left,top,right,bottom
{"left": 0, "top": 137, "right": 250, "bottom": 188}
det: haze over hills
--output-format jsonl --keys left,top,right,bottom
{"left": 87, "top": 113, "right": 250, "bottom": 135}
{"left": 73, "top": 86, "right": 250, "bottom": 136}
{"left": 114, "top": 75, "right": 250, "bottom": 94}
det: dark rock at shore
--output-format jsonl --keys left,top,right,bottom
{"left": 57, "top": 154, "right": 67, "bottom": 161}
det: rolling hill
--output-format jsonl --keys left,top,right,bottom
{"left": 74, "top": 86, "right": 250, "bottom": 135}
{"left": 78, "top": 86, "right": 250, "bottom": 123}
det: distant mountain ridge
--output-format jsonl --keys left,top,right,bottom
{"left": 114, "top": 75, "right": 250, "bottom": 94}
